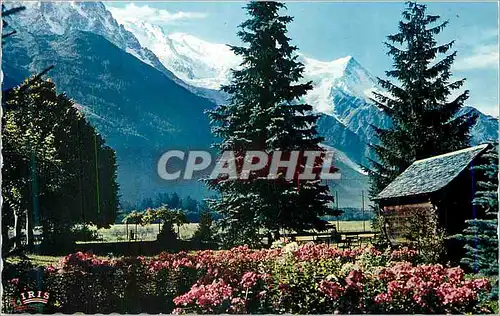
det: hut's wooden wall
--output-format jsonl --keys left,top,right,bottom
{"left": 382, "top": 201, "right": 433, "bottom": 244}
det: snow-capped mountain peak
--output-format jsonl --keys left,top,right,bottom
{"left": 159, "top": 32, "right": 240, "bottom": 89}
{"left": 9, "top": 1, "right": 119, "bottom": 38}
{"left": 6, "top": 1, "right": 384, "bottom": 148}
{"left": 5, "top": 1, "right": 173, "bottom": 74}
{"left": 302, "top": 55, "right": 354, "bottom": 77}
{"left": 300, "top": 55, "right": 379, "bottom": 116}
{"left": 112, "top": 18, "right": 240, "bottom": 90}
{"left": 110, "top": 16, "right": 381, "bottom": 117}
{"left": 304, "top": 54, "right": 378, "bottom": 98}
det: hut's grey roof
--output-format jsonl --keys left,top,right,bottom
{"left": 374, "top": 144, "right": 490, "bottom": 200}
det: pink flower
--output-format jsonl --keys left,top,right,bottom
{"left": 470, "top": 278, "right": 490, "bottom": 291}
{"left": 319, "top": 280, "right": 344, "bottom": 299}
{"left": 229, "top": 297, "right": 247, "bottom": 313}
{"left": 445, "top": 267, "right": 464, "bottom": 282}
{"left": 45, "top": 265, "right": 57, "bottom": 273}
{"left": 346, "top": 270, "right": 363, "bottom": 285}
{"left": 8, "top": 278, "right": 19, "bottom": 285}
{"left": 374, "top": 293, "right": 392, "bottom": 304}
{"left": 390, "top": 247, "right": 418, "bottom": 262}
{"left": 240, "top": 271, "right": 259, "bottom": 289}
{"left": 173, "top": 279, "right": 234, "bottom": 311}
{"left": 345, "top": 270, "right": 364, "bottom": 291}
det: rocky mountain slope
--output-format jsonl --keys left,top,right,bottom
{"left": 3, "top": 21, "right": 216, "bottom": 203}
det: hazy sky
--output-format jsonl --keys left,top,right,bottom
{"left": 106, "top": 1, "right": 499, "bottom": 116}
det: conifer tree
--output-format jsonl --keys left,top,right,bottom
{"left": 455, "top": 144, "right": 498, "bottom": 278}
{"left": 368, "top": 1, "right": 475, "bottom": 196}
{"left": 207, "top": 1, "right": 333, "bottom": 247}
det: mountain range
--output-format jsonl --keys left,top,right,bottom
{"left": 2, "top": 1, "right": 497, "bottom": 208}
{"left": 115, "top": 15, "right": 498, "bottom": 153}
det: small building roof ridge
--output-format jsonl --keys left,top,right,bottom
{"left": 373, "top": 143, "right": 491, "bottom": 201}
{"left": 414, "top": 143, "right": 490, "bottom": 164}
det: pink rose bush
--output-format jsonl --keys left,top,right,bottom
{"left": 172, "top": 272, "right": 269, "bottom": 314}
{"left": 371, "top": 263, "right": 492, "bottom": 314}
{"left": 2, "top": 244, "right": 495, "bottom": 314}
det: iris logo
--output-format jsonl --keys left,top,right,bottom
{"left": 10, "top": 290, "right": 50, "bottom": 313}
{"left": 20, "top": 290, "right": 50, "bottom": 304}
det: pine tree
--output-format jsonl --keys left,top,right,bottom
{"left": 207, "top": 1, "right": 333, "bottom": 247}
{"left": 368, "top": 1, "right": 475, "bottom": 196}
{"left": 454, "top": 144, "right": 498, "bottom": 278}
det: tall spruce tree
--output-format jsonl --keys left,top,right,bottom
{"left": 207, "top": 1, "right": 333, "bottom": 247}
{"left": 454, "top": 144, "right": 498, "bottom": 278}
{"left": 368, "top": 1, "right": 475, "bottom": 196}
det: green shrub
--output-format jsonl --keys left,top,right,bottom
{"left": 70, "top": 225, "right": 100, "bottom": 242}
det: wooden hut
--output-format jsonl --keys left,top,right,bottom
{"left": 372, "top": 144, "right": 492, "bottom": 248}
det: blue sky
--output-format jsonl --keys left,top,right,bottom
{"left": 106, "top": 1, "right": 499, "bottom": 116}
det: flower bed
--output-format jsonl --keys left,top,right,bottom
{"left": 2, "top": 243, "right": 494, "bottom": 314}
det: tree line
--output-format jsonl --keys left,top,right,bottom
{"left": 120, "top": 193, "right": 221, "bottom": 223}
{"left": 323, "top": 208, "right": 375, "bottom": 222}
{"left": 121, "top": 204, "right": 215, "bottom": 247}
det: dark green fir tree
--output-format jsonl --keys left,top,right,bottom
{"left": 454, "top": 144, "right": 498, "bottom": 298}
{"left": 207, "top": 1, "right": 334, "bottom": 247}
{"left": 368, "top": 1, "right": 475, "bottom": 197}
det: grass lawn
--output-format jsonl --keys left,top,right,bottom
{"left": 92, "top": 220, "right": 372, "bottom": 243}
{"left": 332, "top": 220, "right": 373, "bottom": 232}
{"left": 95, "top": 223, "right": 199, "bottom": 242}
{"left": 6, "top": 254, "right": 63, "bottom": 267}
